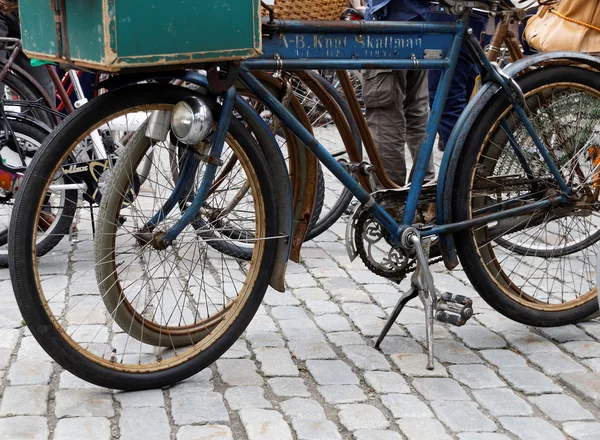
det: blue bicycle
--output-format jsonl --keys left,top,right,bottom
{"left": 10, "top": 0, "right": 600, "bottom": 389}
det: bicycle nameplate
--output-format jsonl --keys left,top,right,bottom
{"left": 261, "top": 33, "right": 451, "bottom": 60}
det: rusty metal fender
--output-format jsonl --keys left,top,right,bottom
{"left": 437, "top": 51, "right": 600, "bottom": 270}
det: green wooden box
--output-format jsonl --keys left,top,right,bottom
{"left": 19, "top": 0, "right": 262, "bottom": 72}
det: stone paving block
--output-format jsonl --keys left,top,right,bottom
{"left": 354, "top": 430, "right": 403, "bottom": 440}
{"left": 527, "top": 352, "right": 587, "bottom": 376}
{"left": 476, "top": 312, "right": 530, "bottom": 334}
{"left": 170, "top": 390, "right": 229, "bottom": 425}
{"left": 169, "top": 369, "right": 213, "bottom": 392}
{"left": 448, "top": 364, "right": 505, "bottom": 389}
{"left": 55, "top": 389, "right": 114, "bottom": 418}
{"left": 0, "top": 329, "right": 21, "bottom": 351}
{"left": 372, "top": 293, "right": 404, "bottom": 309}
{"left": 499, "top": 367, "right": 562, "bottom": 395}
{"left": 8, "top": 360, "right": 53, "bottom": 385}
{"left": 562, "top": 422, "right": 600, "bottom": 440}
{"left": 293, "top": 287, "right": 329, "bottom": 302}
{"left": 433, "top": 340, "right": 484, "bottom": 364}
{"left": 431, "top": 401, "right": 497, "bottom": 432}
{"left": 480, "top": 349, "right": 527, "bottom": 368}
{"left": 285, "top": 274, "right": 318, "bottom": 289}
{"left": 0, "top": 385, "right": 49, "bottom": 416}
{"left": 306, "top": 360, "right": 359, "bottom": 385}
{"left": 271, "top": 306, "right": 308, "bottom": 321}
{"left": 279, "top": 318, "right": 323, "bottom": 341}
{"left": 380, "top": 394, "right": 433, "bottom": 419}
{"left": 280, "top": 398, "right": 326, "bottom": 420}
{"left": 391, "top": 353, "right": 448, "bottom": 377}
{"left": 406, "top": 324, "right": 455, "bottom": 342}
{"left": 538, "top": 326, "right": 592, "bottom": 343}
{"left": 0, "top": 308, "right": 25, "bottom": 329}
{"left": 457, "top": 435, "right": 511, "bottom": 440}
{"left": 216, "top": 359, "right": 263, "bottom": 386}
{"left": 499, "top": 417, "right": 566, "bottom": 440}
{"left": 54, "top": 417, "right": 111, "bottom": 440}
{"left": 341, "top": 345, "right": 391, "bottom": 371}
{"left": 318, "top": 385, "right": 367, "bottom": 404}
{"left": 268, "top": 378, "right": 310, "bottom": 398}
{"left": 342, "top": 303, "right": 385, "bottom": 319}
{"left": 582, "top": 358, "right": 600, "bottom": 372}
{"left": 364, "top": 371, "right": 410, "bottom": 394}
{"left": 239, "top": 408, "right": 293, "bottom": 440}
{"left": 503, "top": 332, "right": 561, "bottom": 355}
{"left": 338, "top": 404, "right": 390, "bottom": 431}
{"left": 327, "top": 331, "right": 366, "bottom": 347}
{"left": 120, "top": 407, "right": 170, "bottom": 440}
{"left": 374, "top": 336, "right": 423, "bottom": 355}
{"left": 288, "top": 339, "right": 337, "bottom": 360}
{"left": 221, "top": 339, "right": 251, "bottom": 359}
{"left": 330, "top": 289, "right": 372, "bottom": 303}
{"left": 562, "top": 341, "right": 600, "bottom": 358}
{"left": 303, "top": 258, "right": 338, "bottom": 269}
{"left": 0, "top": 416, "right": 48, "bottom": 440}
{"left": 309, "top": 267, "right": 348, "bottom": 279}
{"left": 59, "top": 371, "right": 103, "bottom": 389}
{"left": 245, "top": 314, "right": 277, "bottom": 334}
{"left": 396, "top": 418, "right": 453, "bottom": 440}
{"left": 450, "top": 325, "right": 506, "bottom": 349}
{"left": 413, "top": 378, "right": 470, "bottom": 401}
{"left": 352, "top": 315, "right": 405, "bottom": 337}
{"left": 390, "top": 307, "right": 426, "bottom": 325}
{"left": 292, "top": 418, "right": 342, "bottom": 440}
{"left": 577, "top": 322, "right": 600, "bottom": 340}
{"left": 314, "top": 314, "right": 351, "bottom": 332}
{"left": 176, "top": 425, "right": 234, "bottom": 440}
{"left": 246, "top": 331, "right": 285, "bottom": 348}
{"left": 114, "top": 390, "right": 165, "bottom": 407}
{"left": 255, "top": 347, "right": 299, "bottom": 377}
{"left": 472, "top": 388, "right": 533, "bottom": 417}
{"left": 530, "top": 394, "right": 593, "bottom": 422}
{"left": 224, "top": 386, "right": 272, "bottom": 410}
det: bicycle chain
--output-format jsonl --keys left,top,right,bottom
{"left": 353, "top": 175, "right": 549, "bottom": 283}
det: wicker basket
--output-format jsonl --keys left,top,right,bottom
{"left": 262, "top": 0, "right": 346, "bottom": 20}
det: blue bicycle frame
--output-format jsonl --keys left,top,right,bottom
{"left": 159, "top": 14, "right": 571, "bottom": 251}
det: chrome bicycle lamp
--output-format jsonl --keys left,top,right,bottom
{"left": 171, "top": 97, "right": 213, "bottom": 145}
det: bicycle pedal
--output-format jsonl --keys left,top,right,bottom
{"left": 435, "top": 292, "right": 474, "bottom": 327}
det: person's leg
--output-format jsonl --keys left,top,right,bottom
{"left": 403, "top": 69, "right": 435, "bottom": 182}
{"left": 362, "top": 69, "right": 408, "bottom": 186}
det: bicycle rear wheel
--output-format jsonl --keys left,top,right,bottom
{"left": 10, "top": 84, "right": 278, "bottom": 390}
{"left": 453, "top": 66, "right": 600, "bottom": 326}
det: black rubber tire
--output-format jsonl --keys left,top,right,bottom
{"left": 0, "top": 119, "right": 77, "bottom": 267}
{"left": 0, "top": 65, "right": 57, "bottom": 128}
{"left": 9, "top": 84, "right": 278, "bottom": 389}
{"left": 453, "top": 66, "right": 600, "bottom": 326}
{"left": 304, "top": 72, "right": 358, "bottom": 241}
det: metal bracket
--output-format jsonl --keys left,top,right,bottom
{"left": 207, "top": 61, "right": 241, "bottom": 93}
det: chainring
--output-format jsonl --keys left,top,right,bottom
{"left": 354, "top": 187, "right": 439, "bottom": 283}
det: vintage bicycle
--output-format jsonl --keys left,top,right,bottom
{"left": 9, "top": 0, "right": 600, "bottom": 390}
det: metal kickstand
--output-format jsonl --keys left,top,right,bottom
{"left": 375, "top": 228, "right": 439, "bottom": 370}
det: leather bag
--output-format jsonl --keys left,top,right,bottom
{"left": 524, "top": 1, "right": 600, "bottom": 53}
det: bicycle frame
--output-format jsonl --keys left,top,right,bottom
{"left": 118, "top": 16, "right": 577, "bottom": 255}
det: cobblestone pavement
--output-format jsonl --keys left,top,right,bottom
{"left": 1, "top": 132, "right": 600, "bottom": 440}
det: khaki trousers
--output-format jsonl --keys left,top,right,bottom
{"left": 362, "top": 69, "right": 435, "bottom": 186}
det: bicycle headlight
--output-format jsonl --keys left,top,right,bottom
{"left": 171, "top": 97, "right": 213, "bottom": 145}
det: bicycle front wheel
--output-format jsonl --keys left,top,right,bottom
{"left": 453, "top": 66, "right": 600, "bottom": 326}
{"left": 10, "top": 84, "right": 278, "bottom": 390}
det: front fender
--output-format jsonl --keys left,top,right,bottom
{"left": 99, "top": 72, "right": 293, "bottom": 291}
{"left": 437, "top": 51, "right": 600, "bottom": 270}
